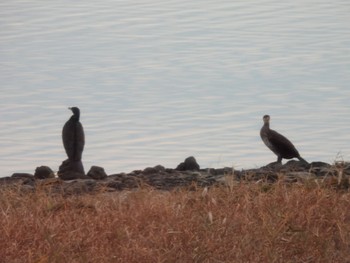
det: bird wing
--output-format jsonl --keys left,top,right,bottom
{"left": 268, "top": 129, "right": 299, "bottom": 158}
{"left": 62, "top": 121, "right": 75, "bottom": 160}
{"left": 74, "top": 122, "right": 85, "bottom": 160}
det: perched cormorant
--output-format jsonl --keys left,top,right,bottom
{"left": 260, "top": 115, "right": 307, "bottom": 164}
{"left": 62, "top": 107, "right": 85, "bottom": 161}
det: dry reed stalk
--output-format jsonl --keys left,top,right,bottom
{"left": 0, "top": 182, "right": 349, "bottom": 263}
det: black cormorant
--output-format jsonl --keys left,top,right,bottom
{"left": 260, "top": 115, "right": 307, "bottom": 164}
{"left": 62, "top": 107, "right": 85, "bottom": 161}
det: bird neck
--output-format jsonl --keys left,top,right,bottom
{"left": 71, "top": 114, "right": 80, "bottom": 122}
{"left": 263, "top": 122, "right": 270, "bottom": 129}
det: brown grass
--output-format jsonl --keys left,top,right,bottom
{"left": 1, "top": 181, "right": 349, "bottom": 263}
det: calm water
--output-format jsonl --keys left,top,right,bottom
{"left": 1, "top": 0, "right": 350, "bottom": 177}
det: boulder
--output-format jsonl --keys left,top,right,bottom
{"left": 143, "top": 165, "right": 165, "bottom": 175}
{"left": 176, "top": 156, "right": 200, "bottom": 171}
{"left": 34, "top": 166, "right": 55, "bottom": 179}
{"left": 87, "top": 166, "right": 107, "bottom": 180}
{"left": 58, "top": 159, "right": 86, "bottom": 180}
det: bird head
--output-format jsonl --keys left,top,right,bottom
{"left": 263, "top": 115, "right": 270, "bottom": 124}
{"left": 68, "top": 107, "right": 80, "bottom": 119}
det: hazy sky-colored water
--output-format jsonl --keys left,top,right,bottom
{"left": 1, "top": 0, "right": 350, "bottom": 177}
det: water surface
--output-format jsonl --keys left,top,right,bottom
{"left": 1, "top": 0, "right": 350, "bottom": 176}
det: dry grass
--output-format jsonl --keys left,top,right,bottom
{"left": 1, "top": 182, "right": 349, "bottom": 263}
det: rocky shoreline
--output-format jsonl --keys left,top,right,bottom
{"left": 1, "top": 157, "right": 349, "bottom": 195}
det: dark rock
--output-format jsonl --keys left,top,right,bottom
{"left": 11, "top": 173, "right": 35, "bottom": 186}
{"left": 143, "top": 167, "right": 158, "bottom": 175}
{"left": 63, "top": 179, "right": 97, "bottom": 195}
{"left": 154, "top": 165, "right": 166, "bottom": 172}
{"left": 165, "top": 168, "right": 176, "bottom": 173}
{"left": 1, "top": 174, "right": 35, "bottom": 188}
{"left": 108, "top": 173, "right": 127, "bottom": 179}
{"left": 241, "top": 169, "right": 278, "bottom": 182}
{"left": 207, "top": 167, "right": 236, "bottom": 176}
{"left": 261, "top": 160, "right": 309, "bottom": 173}
{"left": 3, "top": 158, "right": 348, "bottom": 193}
{"left": 11, "top": 173, "right": 34, "bottom": 179}
{"left": 143, "top": 165, "right": 165, "bottom": 175}
{"left": 34, "top": 166, "right": 55, "bottom": 179}
{"left": 103, "top": 175, "right": 139, "bottom": 190}
{"left": 176, "top": 163, "right": 185, "bottom": 171}
{"left": 103, "top": 180, "right": 125, "bottom": 191}
{"left": 143, "top": 165, "right": 166, "bottom": 175}
{"left": 176, "top": 156, "right": 200, "bottom": 171}
{"left": 130, "top": 170, "right": 143, "bottom": 175}
{"left": 310, "top": 161, "right": 331, "bottom": 168}
{"left": 309, "top": 162, "right": 332, "bottom": 177}
{"left": 261, "top": 162, "right": 283, "bottom": 170}
{"left": 0, "top": 176, "right": 21, "bottom": 186}
{"left": 58, "top": 159, "right": 86, "bottom": 180}
{"left": 284, "top": 160, "right": 310, "bottom": 169}
{"left": 58, "top": 172, "right": 90, "bottom": 181}
{"left": 203, "top": 168, "right": 217, "bottom": 175}
{"left": 87, "top": 166, "right": 107, "bottom": 180}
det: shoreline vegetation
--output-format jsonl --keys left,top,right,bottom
{"left": 1, "top": 157, "right": 350, "bottom": 262}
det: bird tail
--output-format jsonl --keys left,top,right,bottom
{"left": 298, "top": 156, "right": 309, "bottom": 165}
